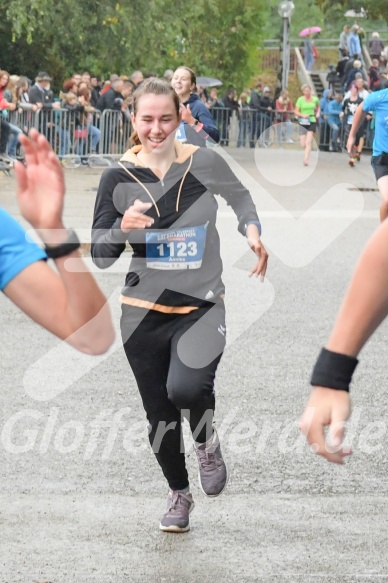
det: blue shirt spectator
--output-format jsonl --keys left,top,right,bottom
{"left": 328, "top": 96, "right": 343, "bottom": 126}
{"left": 348, "top": 28, "right": 361, "bottom": 58}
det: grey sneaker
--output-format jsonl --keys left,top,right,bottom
{"left": 194, "top": 428, "right": 228, "bottom": 497}
{"left": 159, "top": 490, "right": 195, "bottom": 533}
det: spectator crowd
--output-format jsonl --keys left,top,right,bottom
{"left": 1, "top": 30, "right": 387, "bottom": 166}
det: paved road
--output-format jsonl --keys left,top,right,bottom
{"left": 1, "top": 146, "right": 388, "bottom": 582}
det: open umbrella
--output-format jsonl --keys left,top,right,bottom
{"left": 299, "top": 26, "right": 321, "bottom": 37}
{"left": 196, "top": 76, "right": 223, "bottom": 87}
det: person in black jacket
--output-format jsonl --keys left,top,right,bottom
{"left": 96, "top": 79, "right": 132, "bottom": 153}
{"left": 220, "top": 88, "right": 239, "bottom": 146}
{"left": 171, "top": 66, "right": 220, "bottom": 146}
{"left": 91, "top": 78, "right": 268, "bottom": 533}
{"left": 28, "top": 71, "right": 62, "bottom": 153}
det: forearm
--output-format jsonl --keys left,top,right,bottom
{"left": 36, "top": 224, "right": 114, "bottom": 352}
{"left": 246, "top": 224, "right": 262, "bottom": 246}
{"left": 53, "top": 250, "right": 114, "bottom": 353}
{"left": 327, "top": 220, "right": 388, "bottom": 357}
{"left": 91, "top": 219, "right": 127, "bottom": 268}
{"left": 5, "top": 254, "right": 114, "bottom": 354}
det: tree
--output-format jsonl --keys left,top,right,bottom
{"left": 0, "top": 0, "right": 267, "bottom": 89}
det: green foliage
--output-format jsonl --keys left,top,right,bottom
{"left": 0, "top": 0, "right": 267, "bottom": 90}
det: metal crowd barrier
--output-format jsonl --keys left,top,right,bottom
{"left": 2, "top": 104, "right": 374, "bottom": 162}
{"left": 210, "top": 106, "right": 374, "bottom": 150}
{"left": 4, "top": 108, "right": 132, "bottom": 166}
{"left": 317, "top": 119, "right": 374, "bottom": 152}
{"left": 210, "top": 107, "right": 300, "bottom": 148}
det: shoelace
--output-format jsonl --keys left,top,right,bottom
{"left": 197, "top": 448, "right": 222, "bottom": 472}
{"left": 168, "top": 492, "right": 190, "bottom": 513}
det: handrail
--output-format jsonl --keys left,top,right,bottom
{"left": 362, "top": 44, "right": 372, "bottom": 69}
{"left": 294, "top": 47, "right": 314, "bottom": 90}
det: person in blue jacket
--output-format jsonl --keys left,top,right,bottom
{"left": 319, "top": 89, "right": 332, "bottom": 151}
{"left": 348, "top": 25, "right": 362, "bottom": 59}
{"left": 327, "top": 93, "right": 343, "bottom": 152}
{"left": 171, "top": 66, "right": 220, "bottom": 146}
{"left": 1, "top": 128, "right": 114, "bottom": 354}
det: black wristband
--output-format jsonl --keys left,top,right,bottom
{"left": 44, "top": 229, "right": 81, "bottom": 259}
{"left": 310, "top": 347, "right": 359, "bottom": 392}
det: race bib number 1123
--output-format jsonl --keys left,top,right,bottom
{"left": 145, "top": 223, "right": 208, "bottom": 270}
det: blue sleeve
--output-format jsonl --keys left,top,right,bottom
{"left": 363, "top": 92, "right": 378, "bottom": 112}
{"left": 192, "top": 102, "right": 220, "bottom": 143}
{"left": 0, "top": 209, "right": 47, "bottom": 291}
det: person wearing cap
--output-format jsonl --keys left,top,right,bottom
{"left": 28, "top": 72, "right": 60, "bottom": 111}
{"left": 28, "top": 72, "right": 68, "bottom": 157}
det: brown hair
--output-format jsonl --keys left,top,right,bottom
{"left": 174, "top": 66, "right": 196, "bottom": 87}
{"left": 78, "top": 86, "right": 91, "bottom": 101}
{"left": 130, "top": 77, "right": 180, "bottom": 146}
{"left": 63, "top": 78, "right": 77, "bottom": 93}
{"left": 0, "top": 70, "right": 10, "bottom": 88}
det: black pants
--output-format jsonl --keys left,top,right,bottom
{"left": 0, "top": 119, "right": 10, "bottom": 154}
{"left": 121, "top": 302, "right": 226, "bottom": 490}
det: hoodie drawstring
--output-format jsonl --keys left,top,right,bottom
{"left": 118, "top": 156, "right": 193, "bottom": 216}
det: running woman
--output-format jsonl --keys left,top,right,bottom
{"left": 347, "top": 85, "right": 388, "bottom": 221}
{"left": 171, "top": 66, "right": 220, "bottom": 146}
{"left": 294, "top": 84, "right": 320, "bottom": 166}
{"left": 1, "top": 129, "right": 114, "bottom": 354}
{"left": 340, "top": 83, "right": 363, "bottom": 167}
{"left": 91, "top": 78, "right": 268, "bottom": 532}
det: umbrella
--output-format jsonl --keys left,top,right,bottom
{"left": 299, "top": 26, "right": 321, "bottom": 37}
{"left": 344, "top": 8, "right": 366, "bottom": 17}
{"left": 196, "top": 76, "right": 223, "bottom": 87}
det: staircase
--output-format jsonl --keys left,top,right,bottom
{"left": 310, "top": 73, "right": 325, "bottom": 97}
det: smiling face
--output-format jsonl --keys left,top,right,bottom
{"left": 171, "top": 68, "right": 195, "bottom": 101}
{"left": 302, "top": 86, "right": 312, "bottom": 98}
{"left": 131, "top": 93, "right": 181, "bottom": 155}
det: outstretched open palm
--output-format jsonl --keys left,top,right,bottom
{"left": 16, "top": 129, "right": 65, "bottom": 232}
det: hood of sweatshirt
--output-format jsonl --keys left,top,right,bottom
{"left": 120, "top": 140, "right": 199, "bottom": 166}
{"left": 184, "top": 93, "right": 201, "bottom": 107}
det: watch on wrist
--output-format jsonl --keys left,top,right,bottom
{"left": 44, "top": 229, "right": 81, "bottom": 259}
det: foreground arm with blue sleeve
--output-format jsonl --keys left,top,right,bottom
{"left": 2, "top": 129, "right": 115, "bottom": 355}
